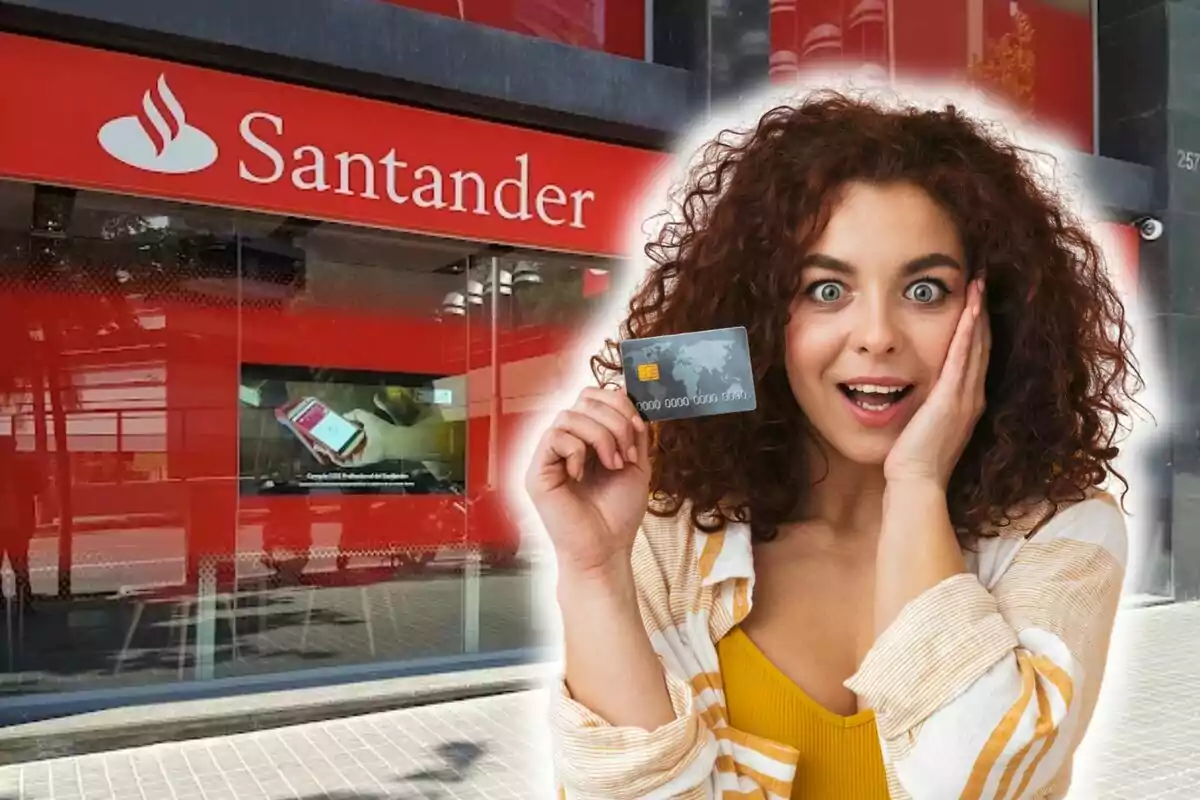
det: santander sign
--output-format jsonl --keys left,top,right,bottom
{"left": 2, "top": 33, "right": 669, "bottom": 256}
{"left": 99, "top": 74, "right": 596, "bottom": 230}
{"left": 98, "top": 75, "right": 219, "bottom": 174}
{"left": 236, "top": 113, "right": 595, "bottom": 230}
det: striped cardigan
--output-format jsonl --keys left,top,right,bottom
{"left": 549, "top": 491, "right": 1127, "bottom": 799}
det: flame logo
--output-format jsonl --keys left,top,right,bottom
{"left": 135, "top": 75, "right": 188, "bottom": 156}
{"left": 98, "top": 74, "right": 218, "bottom": 174}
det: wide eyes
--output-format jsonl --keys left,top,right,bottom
{"left": 808, "top": 281, "right": 845, "bottom": 303}
{"left": 804, "top": 278, "right": 949, "bottom": 306}
{"left": 903, "top": 279, "right": 948, "bottom": 304}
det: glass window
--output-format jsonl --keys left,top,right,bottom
{"left": 383, "top": 0, "right": 648, "bottom": 60}
{"left": 0, "top": 178, "right": 626, "bottom": 703}
{"left": 770, "top": 0, "right": 1095, "bottom": 151}
{"left": 0, "top": 182, "right": 239, "bottom": 690}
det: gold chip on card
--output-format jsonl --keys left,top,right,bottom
{"left": 637, "top": 363, "right": 660, "bottom": 381}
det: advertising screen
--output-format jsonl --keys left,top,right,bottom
{"left": 239, "top": 363, "right": 464, "bottom": 496}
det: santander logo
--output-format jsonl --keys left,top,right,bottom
{"left": 94, "top": 72, "right": 598, "bottom": 231}
{"left": 98, "top": 74, "right": 218, "bottom": 174}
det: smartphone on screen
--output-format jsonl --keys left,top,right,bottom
{"left": 277, "top": 397, "right": 365, "bottom": 460}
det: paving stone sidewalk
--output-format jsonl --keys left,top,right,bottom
{"left": 0, "top": 691, "right": 557, "bottom": 800}
{"left": 1072, "top": 600, "right": 1200, "bottom": 799}
{"left": 2, "top": 600, "right": 1199, "bottom": 799}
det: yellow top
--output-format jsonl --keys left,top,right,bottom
{"left": 717, "top": 626, "right": 890, "bottom": 800}
{"left": 551, "top": 495, "right": 1126, "bottom": 798}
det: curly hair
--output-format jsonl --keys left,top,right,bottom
{"left": 591, "top": 91, "right": 1143, "bottom": 543}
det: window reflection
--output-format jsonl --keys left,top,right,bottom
{"left": 0, "top": 179, "right": 624, "bottom": 703}
{"left": 770, "top": 0, "right": 1095, "bottom": 149}
{"left": 383, "top": 0, "right": 646, "bottom": 60}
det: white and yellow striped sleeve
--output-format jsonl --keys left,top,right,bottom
{"left": 844, "top": 494, "right": 1127, "bottom": 799}
{"left": 548, "top": 519, "right": 719, "bottom": 800}
{"left": 550, "top": 672, "right": 717, "bottom": 800}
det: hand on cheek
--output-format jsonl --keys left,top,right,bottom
{"left": 883, "top": 277, "right": 990, "bottom": 488}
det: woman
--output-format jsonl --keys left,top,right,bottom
{"left": 524, "top": 90, "right": 1140, "bottom": 799}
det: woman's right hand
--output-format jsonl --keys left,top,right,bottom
{"left": 527, "top": 387, "right": 678, "bottom": 735}
{"left": 525, "top": 386, "right": 651, "bottom": 578}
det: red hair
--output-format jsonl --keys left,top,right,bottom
{"left": 592, "top": 92, "right": 1142, "bottom": 542}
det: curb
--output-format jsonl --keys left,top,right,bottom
{"left": 0, "top": 663, "right": 555, "bottom": 765}
{"left": 1120, "top": 593, "right": 1175, "bottom": 610}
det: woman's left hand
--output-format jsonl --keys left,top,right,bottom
{"left": 884, "top": 277, "right": 990, "bottom": 489}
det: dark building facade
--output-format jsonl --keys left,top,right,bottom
{"left": 0, "top": 0, "right": 1170, "bottom": 726}
{"left": 1099, "top": 0, "right": 1200, "bottom": 602}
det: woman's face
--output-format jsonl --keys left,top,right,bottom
{"left": 785, "top": 181, "right": 969, "bottom": 466}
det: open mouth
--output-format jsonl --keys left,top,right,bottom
{"left": 837, "top": 383, "right": 914, "bottom": 411}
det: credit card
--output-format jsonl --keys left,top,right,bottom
{"left": 620, "top": 327, "right": 757, "bottom": 422}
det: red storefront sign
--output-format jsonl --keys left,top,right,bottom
{"left": 0, "top": 33, "right": 669, "bottom": 257}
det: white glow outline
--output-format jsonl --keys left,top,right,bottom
{"left": 504, "top": 68, "right": 1167, "bottom": 794}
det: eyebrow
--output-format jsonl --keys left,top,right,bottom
{"left": 800, "top": 252, "right": 963, "bottom": 276}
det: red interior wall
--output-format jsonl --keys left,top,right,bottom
{"left": 1024, "top": 2, "right": 1094, "bottom": 149}
{"left": 384, "top": 0, "right": 645, "bottom": 60}
{"left": 4, "top": 287, "right": 576, "bottom": 569}
{"left": 771, "top": 0, "right": 1095, "bottom": 151}
{"left": 1094, "top": 221, "right": 1141, "bottom": 298}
